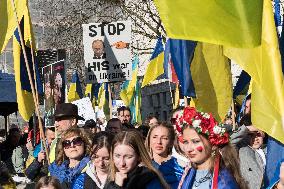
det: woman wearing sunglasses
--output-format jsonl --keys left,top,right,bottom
{"left": 145, "top": 122, "right": 184, "bottom": 189}
{"left": 72, "top": 131, "right": 113, "bottom": 189}
{"left": 104, "top": 130, "right": 170, "bottom": 189}
{"left": 49, "top": 128, "right": 91, "bottom": 189}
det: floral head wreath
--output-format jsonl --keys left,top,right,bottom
{"left": 173, "top": 107, "right": 229, "bottom": 146}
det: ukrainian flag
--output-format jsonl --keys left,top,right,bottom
{"left": 67, "top": 71, "right": 83, "bottom": 102}
{"left": 142, "top": 37, "right": 164, "bottom": 87}
{"left": 85, "top": 83, "right": 101, "bottom": 107}
{"left": 120, "top": 55, "right": 139, "bottom": 106}
{"left": 153, "top": 0, "right": 263, "bottom": 48}
{"left": 13, "top": 4, "right": 43, "bottom": 121}
{"left": 224, "top": 0, "right": 284, "bottom": 143}
{"left": 98, "top": 83, "right": 110, "bottom": 118}
{"left": 0, "top": 0, "right": 27, "bottom": 53}
{"left": 129, "top": 80, "right": 142, "bottom": 124}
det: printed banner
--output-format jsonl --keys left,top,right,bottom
{"left": 83, "top": 21, "right": 132, "bottom": 83}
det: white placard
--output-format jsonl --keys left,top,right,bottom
{"left": 83, "top": 21, "right": 132, "bottom": 83}
{"left": 72, "top": 97, "right": 96, "bottom": 125}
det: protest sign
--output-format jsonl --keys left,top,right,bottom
{"left": 83, "top": 21, "right": 132, "bottom": 83}
{"left": 72, "top": 97, "right": 96, "bottom": 125}
{"left": 42, "top": 60, "right": 66, "bottom": 127}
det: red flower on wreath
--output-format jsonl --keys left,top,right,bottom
{"left": 175, "top": 107, "right": 229, "bottom": 146}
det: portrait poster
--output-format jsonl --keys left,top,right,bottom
{"left": 42, "top": 60, "right": 66, "bottom": 127}
{"left": 82, "top": 21, "right": 132, "bottom": 83}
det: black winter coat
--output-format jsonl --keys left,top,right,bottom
{"left": 104, "top": 166, "right": 163, "bottom": 189}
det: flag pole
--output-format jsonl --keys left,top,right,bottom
{"left": 108, "top": 83, "right": 113, "bottom": 119}
{"left": 11, "top": 0, "right": 50, "bottom": 164}
{"left": 167, "top": 80, "right": 175, "bottom": 109}
{"left": 231, "top": 99, "right": 236, "bottom": 131}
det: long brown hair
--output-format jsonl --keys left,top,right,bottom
{"left": 145, "top": 122, "right": 175, "bottom": 157}
{"left": 56, "top": 128, "right": 92, "bottom": 165}
{"left": 109, "top": 130, "right": 170, "bottom": 189}
{"left": 183, "top": 127, "right": 248, "bottom": 189}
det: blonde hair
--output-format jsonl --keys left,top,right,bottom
{"left": 56, "top": 128, "right": 92, "bottom": 165}
{"left": 109, "top": 130, "right": 170, "bottom": 189}
{"left": 145, "top": 122, "right": 175, "bottom": 158}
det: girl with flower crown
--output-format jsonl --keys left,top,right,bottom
{"left": 175, "top": 107, "right": 248, "bottom": 189}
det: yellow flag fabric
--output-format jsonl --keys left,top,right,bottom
{"left": 120, "top": 56, "right": 139, "bottom": 106}
{"left": 0, "top": 0, "right": 28, "bottom": 53}
{"left": 142, "top": 52, "right": 164, "bottom": 87}
{"left": 67, "top": 84, "right": 80, "bottom": 102}
{"left": 224, "top": 0, "right": 284, "bottom": 142}
{"left": 153, "top": 0, "right": 263, "bottom": 48}
{"left": 13, "top": 3, "right": 37, "bottom": 121}
{"left": 191, "top": 43, "right": 232, "bottom": 121}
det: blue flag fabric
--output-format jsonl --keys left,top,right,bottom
{"left": 150, "top": 37, "right": 164, "bottom": 60}
{"left": 167, "top": 39, "right": 196, "bottom": 97}
{"left": 71, "top": 71, "right": 83, "bottom": 98}
{"left": 14, "top": 19, "right": 43, "bottom": 94}
{"left": 233, "top": 70, "right": 251, "bottom": 98}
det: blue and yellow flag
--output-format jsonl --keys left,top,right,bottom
{"left": 97, "top": 83, "right": 110, "bottom": 118}
{"left": 120, "top": 55, "right": 139, "bottom": 106}
{"left": 142, "top": 37, "right": 164, "bottom": 87}
{"left": 233, "top": 70, "right": 251, "bottom": 105}
{"left": 191, "top": 43, "right": 232, "bottom": 121}
{"left": 130, "top": 80, "right": 142, "bottom": 124}
{"left": 224, "top": 0, "right": 284, "bottom": 143}
{"left": 85, "top": 83, "right": 101, "bottom": 107}
{"left": 67, "top": 71, "right": 83, "bottom": 102}
{"left": 153, "top": 0, "right": 263, "bottom": 48}
{"left": 13, "top": 4, "right": 43, "bottom": 121}
{"left": 0, "top": 0, "right": 28, "bottom": 53}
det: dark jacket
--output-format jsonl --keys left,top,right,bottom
{"left": 104, "top": 166, "right": 164, "bottom": 189}
{"left": 24, "top": 158, "right": 48, "bottom": 181}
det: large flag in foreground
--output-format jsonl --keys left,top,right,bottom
{"left": 13, "top": 4, "right": 43, "bottom": 121}
{"left": 120, "top": 56, "right": 139, "bottom": 106}
{"left": 191, "top": 43, "right": 232, "bottom": 121}
{"left": 153, "top": 0, "right": 263, "bottom": 48}
{"left": 224, "top": 0, "right": 284, "bottom": 142}
{"left": 67, "top": 71, "right": 83, "bottom": 102}
{"left": 0, "top": 0, "right": 27, "bottom": 53}
{"left": 142, "top": 37, "right": 164, "bottom": 87}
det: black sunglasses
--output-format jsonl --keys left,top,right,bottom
{"left": 62, "top": 137, "right": 84, "bottom": 149}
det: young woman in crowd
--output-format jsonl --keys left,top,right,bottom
{"left": 177, "top": 107, "right": 248, "bottom": 189}
{"left": 35, "top": 176, "right": 62, "bottom": 189}
{"left": 104, "top": 130, "right": 170, "bottom": 189}
{"left": 170, "top": 106, "right": 190, "bottom": 167}
{"left": 49, "top": 128, "right": 91, "bottom": 189}
{"left": 145, "top": 122, "right": 184, "bottom": 189}
{"left": 72, "top": 131, "right": 113, "bottom": 189}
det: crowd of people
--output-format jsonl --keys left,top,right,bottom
{"left": 0, "top": 96, "right": 283, "bottom": 189}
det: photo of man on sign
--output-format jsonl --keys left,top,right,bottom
{"left": 92, "top": 39, "right": 106, "bottom": 59}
